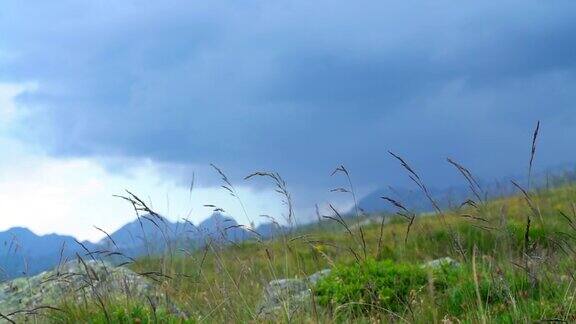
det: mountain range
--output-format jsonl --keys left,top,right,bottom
{"left": 358, "top": 164, "right": 576, "bottom": 214}
{"left": 0, "top": 213, "right": 284, "bottom": 279}
{"left": 1, "top": 165, "right": 574, "bottom": 280}
{"left": 0, "top": 227, "right": 98, "bottom": 279}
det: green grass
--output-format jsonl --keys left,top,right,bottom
{"left": 52, "top": 303, "right": 195, "bottom": 323}
{"left": 41, "top": 183, "right": 576, "bottom": 323}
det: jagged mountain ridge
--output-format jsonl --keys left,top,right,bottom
{"left": 0, "top": 227, "right": 99, "bottom": 279}
{"left": 0, "top": 213, "right": 284, "bottom": 279}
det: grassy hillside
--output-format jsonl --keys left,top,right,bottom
{"left": 42, "top": 181, "right": 576, "bottom": 323}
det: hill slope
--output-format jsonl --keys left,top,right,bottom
{"left": 111, "top": 183, "right": 576, "bottom": 322}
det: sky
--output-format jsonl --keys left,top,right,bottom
{"left": 0, "top": 0, "right": 575, "bottom": 241}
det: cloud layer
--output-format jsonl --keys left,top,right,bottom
{"left": 1, "top": 0, "right": 576, "bottom": 214}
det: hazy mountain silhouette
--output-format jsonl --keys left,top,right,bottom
{"left": 0, "top": 227, "right": 98, "bottom": 279}
{"left": 3, "top": 165, "right": 573, "bottom": 279}
{"left": 357, "top": 165, "right": 576, "bottom": 214}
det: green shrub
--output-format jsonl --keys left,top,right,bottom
{"left": 315, "top": 259, "right": 430, "bottom": 316}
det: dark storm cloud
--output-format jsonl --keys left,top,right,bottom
{"left": 2, "top": 0, "right": 576, "bottom": 201}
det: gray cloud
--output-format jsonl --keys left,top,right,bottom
{"left": 1, "top": 0, "right": 576, "bottom": 207}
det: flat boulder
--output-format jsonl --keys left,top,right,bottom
{"left": 0, "top": 259, "right": 180, "bottom": 320}
{"left": 257, "top": 268, "right": 331, "bottom": 318}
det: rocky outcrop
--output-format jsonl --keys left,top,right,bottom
{"left": 0, "top": 259, "right": 180, "bottom": 320}
{"left": 256, "top": 268, "right": 331, "bottom": 318}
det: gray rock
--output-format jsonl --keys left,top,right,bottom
{"left": 0, "top": 259, "right": 180, "bottom": 320}
{"left": 307, "top": 268, "right": 331, "bottom": 285}
{"left": 422, "top": 257, "right": 460, "bottom": 269}
{"left": 257, "top": 278, "right": 308, "bottom": 317}
{"left": 256, "top": 268, "right": 331, "bottom": 318}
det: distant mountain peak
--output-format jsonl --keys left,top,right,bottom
{"left": 199, "top": 212, "right": 237, "bottom": 228}
{"left": 3, "top": 227, "right": 34, "bottom": 236}
{"left": 0, "top": 211, "right": 285, "bottom": 279}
